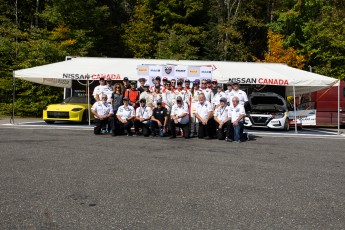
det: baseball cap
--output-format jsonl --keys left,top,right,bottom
{"left": 106, "top": 79, "right": 112, "bottom": 82}
{"left": 176, "top": 96, "right": 183, "bottom": 101}
{"left": 220, "top": 97, "right": 227, "bottom": 102}
{"left": 217, "top": 83, "right": 222, "bottom": 88}
{"left": 206, "top": 79, "right": 211, "bottom": 83}
{"left": 163, "top": 77, "right": 168, "bottom": 81}
{"left": 155, "top": 76, "right": 161, "bottom": 81}
{"left": 193, "top": 80, "right": 199, "bottom": 85}
{"left": 227, "top": 81, "right": 233, "bottom": 85}
{"left": 212, "top": 79, "right": 217, "bottom": 83}
{"left": 123, "top": 77, "right": 129, "bottom": 81}
{"left": 232, "top": 80, "right": 239, "bottom": 85}
{"left": 123, "top": 97, "right": 129, "bottom": 101}
{"left": 131, "top": 81, "right": 137, "bottom": 85}
{"left": 185, "top": 79, "right": 190, "bottom": 83}
{"left": 140, "top": 98, "right": 146, "bottom": 103}
{"left": 99, "top": 77, "right": 105, "bottom": 81}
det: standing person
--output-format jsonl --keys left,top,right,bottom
{"left": 228, "top": 80, "right": 248, "bottom": 106}
{"left": 200, "top": 79, "right": 214, "bottom": 103}
{"left": 174, "top": 81, "right": 190, "bottom": 106}
{"left": 103, "top": 79, "right": 114, "bottom": 102}
{"left": 211, "top": 79, "right": 218, "bottom": 95}
{"left": 124, "top": 81, "right": 140, "bottom": 108}
{"left": 116, "top": 97, "right": 135, "bottom": 136}
{"left": 134, "top": 98, "right": 152, "bottom": 137}
{"left": 184, "top": 79, "right": 191, "bottom": 92}
{"left": 214, "top": 97, "right": 233, "bottom": 141}
{"left": 91, "top": 94, "right": 114, "bottom": 135}
{"left": 150, "top": 76, "right": 163, "bottom": 92}
{"left": 111, "top": 83, "right": 123, "bottom": 136}
{"left": 190, "top": 80, "right": 202, "bottom": 137}
{"left": 162, "top": 80, "right": 175, "bottom": 113}
{"left": 194, "top": 93, "right": 214, "bottom": 139}
{"left": 212, "top": 84, "right": 227, "bottom": 110}
{"left": 150, "top": 99, "right": 168, "bottom": 137}
{"left": 152, "top": 84, "right": 163, "bottom": 108}
{"left": 228, "top": 96, "right": 246, "bottom": 143}
{"left": 93, "top": 77, "right": 108, "bottom": 101}
{"left": 162, "top": 77, "right": 168, "bottom": 87}
{"left": 170, "top": 96, "right": 190, "bottom": 139}
{"left": 170, "top": 79, "right": 176, "bottom": 90}
{"left": 137, "top": 78, "right": 147, "bottom": 93}
{"left": 122, "top": 77, "right": 131, "bottom": 91}
{"left": 225, "top": 81, "right": 233, "bottom": 99}
{"left": 139, "top": 84, "right": 154, "bottom": 108}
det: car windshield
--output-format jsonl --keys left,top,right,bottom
{"left": 63, "top": 97, "right": 94, "bottom": 104}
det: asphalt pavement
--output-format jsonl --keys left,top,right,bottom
{"left": 0, "top": 123, "right": 345, "bottom": 229}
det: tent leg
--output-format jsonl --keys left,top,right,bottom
{"left": 88, "top": 78, "right": 91, "bottom": 126}
{"left": 10, "top": 72, "right": 15, "bottom": 124}
{"left": 293, "top": 85, "right": 298, "bottom": 134}
{"left": 338, "top": 79, "right": 340, "bottom": 135}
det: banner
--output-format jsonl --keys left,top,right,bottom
{"left": 288, "top": 109, "right": 316, "bottom": 126}
{"left": 149, "top": 65, "right": 163, "bottom": 76}
{"left": 137, "top": 65, "right": 149, "bottom": 76}
{"left": 200, "top": 66, "right": 213, "bottom": 79}
{"left": 174, "top": 66, "right": 188, "bottom": 78}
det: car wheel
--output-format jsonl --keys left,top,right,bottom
{"left": 45, "top": 120, "right": 55, "bottom": 124}
{"left": 283, "top": 118, "right": 290, "bottom": 131}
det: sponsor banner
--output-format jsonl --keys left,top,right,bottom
{"left": 137, "top": 65, "right": 149, "bottom": 76}
{"left": 149, "top": 65, "right": 163, "bottom": 76}
{"left": 288, "top": 109, "right": 316, "bottom": 126}
{"left": 188, "top": 67, "right": 199, "bottom": 78}
{"left": 62, "top": 73, "right": 122, "bottom": 80}
{"left": 174, "top": 66, "right": 188, "bottom": 78}
{"left": 228, "top": 77, "right": 289, "bottom": 85}
{"left": 200, "top": 66, "right": 212, "bottom": 79}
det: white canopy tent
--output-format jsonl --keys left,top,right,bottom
{"left": 13, "top": 57, "right": 340, "bottom": 133}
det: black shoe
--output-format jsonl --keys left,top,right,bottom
{"left": 204, "top": 136, "right": 213, "bottom": 140}
{"left": 169, "top": 136, "right": 176, "bottom": 139}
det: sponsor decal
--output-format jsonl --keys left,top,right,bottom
{"left": 176, "top": 69, "right": 186, "bottom": 73}
{"left": 165, "top": 66, "right": 173, "bottom": 74}
{"left": 138, "top": 68, "right": 148, "bottom": 72}
{"left": 189, "top": 69, "right": 198, "bottom": 74}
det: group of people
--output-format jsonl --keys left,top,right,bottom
{"left": 91, "top": 76, "right": 250, "bottom": 143}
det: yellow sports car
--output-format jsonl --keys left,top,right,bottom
{"left": 43, "top": 97, "right": 95, "bottom": 124}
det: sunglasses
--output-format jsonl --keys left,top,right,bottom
{"left": 201, "top": 83, "right": 206, "bottom": 84}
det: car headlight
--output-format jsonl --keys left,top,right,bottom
{"left": 273, "top": 112, "right": 286, "bottom": 119}
{"left": 72, "top": 108, "right": 83, "bottom": 112}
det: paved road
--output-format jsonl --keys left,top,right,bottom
{"left": 0, "top": 126, "right": 344, "bottom": 229}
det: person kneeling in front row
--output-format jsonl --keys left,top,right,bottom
{"left": 116, "top": 97, "right": 135, "bottom": 136}
{"left": 170, "top": 96, "right": 190, "bottom": 139}
{"left": 150, "top": 99, "right": 168, "bottom": 137}
{"left": 91, "top": 95, "right": 114, "bottom": 135}
{"left": 134, "top": 98, "right": 152, "bottom": 137}
{"left": 214, "top": 97, "right": 233, "bottom": 141}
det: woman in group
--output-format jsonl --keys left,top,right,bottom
{"left": 190, "top": 80, "right": 202, "bottom": 137}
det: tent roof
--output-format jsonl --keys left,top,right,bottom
{"left": 14, "top": 57, "right": 339, "bottom": 95}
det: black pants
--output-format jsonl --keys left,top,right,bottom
{"left": 170, "top": 122, "right": 190, "bottom": 138}
{"left": 216, "top": 121, "right": 233, "bottom": 140}
{"left": 198, "top": 117, "right": 216, "bottom": 138}
{"left": 118, "top": 120, "right": 133, "bottom": 135}
{"left": 150, "top": 120, "right": 164, "bottom": 136}
{"left": 134, "top": 120, "right": 151, "bottom": 136}
{"left": 94, "top": 117, "right": 114, "bottom": 135}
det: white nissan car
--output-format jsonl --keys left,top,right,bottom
{"left": 244, "top": 92, "right": 299, "bottom": 130}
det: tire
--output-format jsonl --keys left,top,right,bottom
{"left": 45, "top": 120, "right": 55, "bottom": 124}
{"left": 283, "top": 118, "right": 290, "bottom": 131}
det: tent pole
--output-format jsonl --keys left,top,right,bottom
{"left": 88, "top": 77, "right": 91, "bottom": 126}
{"left": 10, "top": 71, "right": 15, "bottom": 124}
{"left": 293, "top": 84, "right": 298, "bottom": 134}
{"left": 338, "top": 79, "right": 340, "bottom": 135}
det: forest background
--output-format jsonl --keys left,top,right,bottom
{"left": 1, "top": 0, "right": 344, "bottom": 116}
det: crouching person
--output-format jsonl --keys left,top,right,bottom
{"left": 91, "top": 95, "right": 114, "bottom": 135}
{"left": 134, "top": 98, "right": 152, "bottom": 137}
{"left": 229, "top": 96, "right": 246, "bottom": 143}
{"left": 214, "top": 97, "right": 233, "bottom": 141}
{"left": 116, "top": 97, "right": 135, "bottom": 136}
{"left": 170, "top": 96, "right": 190, "bottom": 139}
{"left": 150, "top": 99, "right": 168, "bottom": 137}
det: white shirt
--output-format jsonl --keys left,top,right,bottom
{"left": 91, "top": 101, "right": 114, "bottom": 119}
{"left": 214, "top": 105, "right": 230, "bottom": 122}
{"left": 162, "top": 88, "right": 175, "bottom": 110}
{"left": 93, "top": 85, "right": 108, "bottom": 100}
{"left": 135, "top": 106, "right": 152, "bottom": 124}
{"left": 116, "top": 105, "right": 135, "bottom": 120}
{"left": 139, "top": 91, "right": 154, "bottom": 108}
{"left": 212, "top": 91, "right": 227, "bottom": 106}
{"left": 225, "top": 89, "right": 232, "bottom": 96}
{"left": 174, "top": 89, "right": 191, "bottom": 106}
{"left": 201, "top": 88, "right": 214, "bottom": 102}
{"left": 228, "top": 89, "right": 248, "bottom": 106}
{"left": 195, "top": 101, "right": 213, "bottom": 120}
{"left": 103, "top": 85, "right": 114, "bottom": 102}
{"left": 171, "top": 103, "right": 189, "bottom": 124}
{"left": 228, "top": 104, "right": 245, "bottom": 123}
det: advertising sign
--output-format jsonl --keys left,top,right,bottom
{"left": 288, "top": 109, "right": 316, "bottom": 126}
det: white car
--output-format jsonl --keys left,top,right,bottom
{"left": 244, "top": 92, "right": 298, "bottom": 131}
